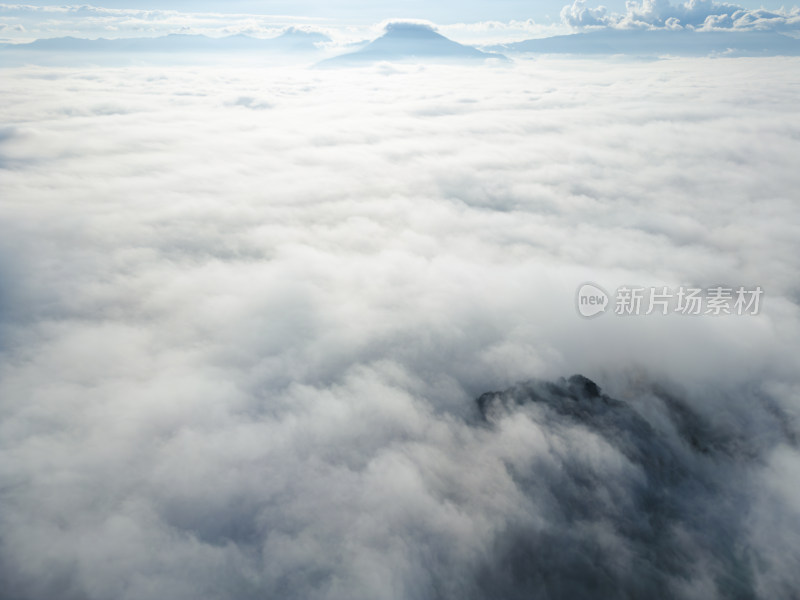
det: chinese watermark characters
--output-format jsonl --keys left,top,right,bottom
{"left": 576, "top": 283, "right": 763, "bottom": 318}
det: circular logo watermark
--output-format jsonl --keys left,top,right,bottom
{"left": 575, "top": 282, "right": 610, "bottom": 318}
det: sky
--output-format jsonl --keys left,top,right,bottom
{"left": 1, "top": 0, "right": 799, "bottom": 43}
{"left": 10, "top": 1, "right": 616, "bottom": 23}
{"left": 4, "top": 0, "right": 790, "bottom": 21}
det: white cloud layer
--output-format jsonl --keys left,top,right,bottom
{"left": 1, "top": 57, "right": 800, "bottom": 598}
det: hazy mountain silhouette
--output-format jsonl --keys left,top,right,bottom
{"left": 489, "top": 29, "right": 800, "bottom": 57}
{"left": 1, "top": 29, "right": 330, "bottom": 55}
{"left": 320, "top": 22, "right": 508, "bottom": 67}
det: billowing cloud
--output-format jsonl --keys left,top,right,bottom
{"left": 0, "top": 56, "right": 799, "bottom": 599}
{"left": 560, "top": 0, "right": 612, "bottom": 28}
{"left": 561, "top": 0, "right": 800, "bottom": 31}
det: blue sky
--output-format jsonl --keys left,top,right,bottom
{"left": 2, "top": 0, "right": 799, "bottom": 43}
{"left": 6, "top": 1, "right": 599, "bottom": 23}
{"left": 4, "top": 0, "right": 790, "bottom": 23}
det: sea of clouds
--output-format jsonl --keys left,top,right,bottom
{"left": 1, "top": 57, "right": 799, "bottom": 599}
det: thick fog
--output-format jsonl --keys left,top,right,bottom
{"left": 1, "top": 57, "right": 799, "bottom": 599}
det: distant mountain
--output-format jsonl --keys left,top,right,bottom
{"left": 320, "top": 22, "right": 508, "bottom": 66}
{"left": 489, "top": 29, "right": 800, "bottom": 57}
{"left": 1, "top": 29, "right": 331, "bottom": 55}
{"left": 267, "top": 27, "right": 332, "bottom": 52}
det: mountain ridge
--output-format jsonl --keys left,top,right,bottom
{"left": 1, "top": 29, "right": 331, "bottom": 54}
{"left": 488, "top": 28, "right": 800, "bottom": 56}
{"left": 319, "top": 22, "right": 508, "bottom": 67}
